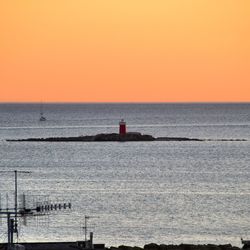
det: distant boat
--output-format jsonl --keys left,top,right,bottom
{"left": 39, "top": 103, "right": 46, "bottom": 121}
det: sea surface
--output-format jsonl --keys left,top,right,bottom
{"left": 0, "top": 103, "right": 249, "bottom": 247}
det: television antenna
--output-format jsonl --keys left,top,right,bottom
{"left": 0, "top": 170, "right": 72, "bottom": 250}
{"left": 0, "top": 170, "right": 31, "bottom": 234}
{"left": 82, "top": 215, "right": 99, "bottom": 248}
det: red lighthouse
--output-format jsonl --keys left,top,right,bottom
{"left": 119, "top": 119, "right": 126, "bottom": 135}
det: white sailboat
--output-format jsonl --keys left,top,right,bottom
{"left": 39, "top": 103, "right": 46, "bottom": 121}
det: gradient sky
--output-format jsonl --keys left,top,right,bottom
{"left": 0, "top": 1, "right": 249, "bottom": 102}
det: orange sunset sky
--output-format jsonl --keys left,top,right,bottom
{"left": 0, "top": 1, "right": 249, "bottom": 102}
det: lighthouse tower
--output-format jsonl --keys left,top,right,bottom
{"left": 119, "top": 119, "right": 126, "bottom": 135}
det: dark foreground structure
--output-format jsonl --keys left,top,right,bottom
{"left": 0, "top": 242, "right": 244, "bottom": 250}
{"left": 0, "top": 241, "right": 105, "bottom": 250}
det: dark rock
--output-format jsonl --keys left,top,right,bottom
{"left": 94, "top": 133, "right": 120, "bottom": 141}
{"left": 218, "top": 244, "right": 232, "bottom": 250}
{"left": 107, "top": 245, "right": 241, "bottom": 250}
{"left": 242, "top": 245, "right": 250, "bottom": 249}
{"left": 7, "top": 133, "right": 155, "bottom": 142}
{"left": 118, "top": 247, "right": 143, "bottom": 250}
{"left": 118, "top": 245, "right": 134, "bottom": 250}
{"left": 163, "top": 245, "right": 182, "bottom": 250}
{"left": 156, "top": 137, "right": 204, "bottom": 142}
{"left": 144, "top": 243, "right": 160, "bottom": 250}
{"left": 133, "top": 247, "right": 143, "bottom": 250}
{"left": 205, "top": 244, "right": 221, "bottom": 250}
{"left": 179, "top": 244, "right": 197, "bottom": 250}
{"left": 159, "top": 244, "right": 168, "bottom": 250}
{"left": 7, "top": 133, "right": 245, "bottom": 143}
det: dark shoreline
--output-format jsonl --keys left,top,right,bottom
{"left": 110, "top": 243, "right": 242, "bottom": 250}
{"left": 0, "top": 242, "right": 244, "bottom": 250}
{"left": 6, "top": 133, "right": 247, "bottom": 142}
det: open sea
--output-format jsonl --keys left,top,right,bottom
{"left": 0, "top": 103, "right": 249, "bottom": 247}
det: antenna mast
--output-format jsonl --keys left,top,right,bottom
{"left": 14, "top": 170, "right": 31, "bottom": 234}
{"left": 82, "top": 215, "right": 99, "bottom": 249}
{"left": 0, "top": 170, "right": 72, "bottom": 250}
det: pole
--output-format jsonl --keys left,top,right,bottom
{"left": 7, "top": 213, "right": 14, "bottom": 250}
{"left": 85, "top": 216, "right": 87, "bottom": 244}
{"left": 7, "top": 213, "right": 10, "bottom": 250}
{"left": 14, "top": 170, "right": 18, "bottom": 233}
{"left": 10, "top": 219, "right": 14, "bottom": 245}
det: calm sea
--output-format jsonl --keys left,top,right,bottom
{"left": 0, "top": 103, "right": 249, "bottom": 247}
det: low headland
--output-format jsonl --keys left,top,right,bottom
{"left": 6, "top": 132, "right": 246, "bottom": 142}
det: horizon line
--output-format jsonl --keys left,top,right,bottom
{"left": 0, "top": 101, "right": 249, "bottom": 104}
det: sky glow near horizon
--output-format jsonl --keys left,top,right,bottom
{"left": 0, "top": 1, "right": 249, "bottom": 102}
